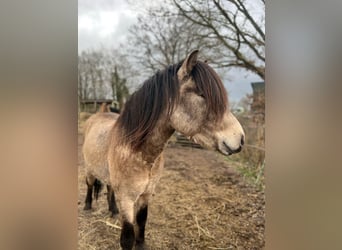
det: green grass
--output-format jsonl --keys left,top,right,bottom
{"left": 225, "top": 154, "right": 265, "bottom": 190}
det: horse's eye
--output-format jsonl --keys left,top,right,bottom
{"left": 198, "top": 93, "right": 205, "bottom": 98}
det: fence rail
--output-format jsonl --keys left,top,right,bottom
{"left": 244, "top": 144, "right": 265, "bottom": 151}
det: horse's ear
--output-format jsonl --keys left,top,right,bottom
{"left": 178, "top": 49, "right": 199, "bottom": 80}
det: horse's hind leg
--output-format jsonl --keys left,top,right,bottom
{"left": 84, "top": 174, "right": 95, "bottom": 210}
{"left": 106, "top": 185, "right": 119, "bottom": 216}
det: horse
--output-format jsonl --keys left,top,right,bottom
{"left": 109, "top": 106, "right": 120, "bottom": 114}
{"left": 82, "top": 50, "right": 245, "bottom": 250}
{"left": 99, "top": 102, "right": 121, "bottom": 114}
{"left": 84, "top": 102, "right": 119, "bottom": 216}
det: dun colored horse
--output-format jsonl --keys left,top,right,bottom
{"left": 82, "top": 50, "right": 245, "bottom": 250}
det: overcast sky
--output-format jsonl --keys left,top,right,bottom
{"left": 78, "top": 0, "right": 262, "bottom": 103}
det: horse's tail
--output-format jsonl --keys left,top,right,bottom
{"left": 99, "top": 103, "right": 110, "bottom": 113}
{"left": 93, "top": 179, "right": 103, "bottom": 201}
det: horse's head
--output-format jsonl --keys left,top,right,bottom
{"left": 170, "top": 50, "right": 245, "bottom": 155}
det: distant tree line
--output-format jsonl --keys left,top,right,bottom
{"left": 78, "top": 49, "right": 133, "bottom": 110}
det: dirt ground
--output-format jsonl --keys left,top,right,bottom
{"left": 78, "top": 133, "right": 265, "bottom": 250}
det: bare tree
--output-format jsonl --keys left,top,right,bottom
{"left": 78, "top": 50, "right": 101, "bottom": 101}
{"left": 111, "top": 66, "right": 129, "bottom": 109}
{"left": 123, "top": 8, "right": 210, "bottom": 77}
{"left": 172, "top": 0, "right": 265, "bottom": 79}
{"left": 78, "top": 52, "right": 95, "bottom": 111}
{"left": 78, "top": 48, "right": 132, "bottom": 111}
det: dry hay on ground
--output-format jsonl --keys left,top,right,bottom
{"left": 78, "top": 134, "right": 265, "bottom": 250}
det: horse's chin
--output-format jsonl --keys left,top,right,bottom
{"left": 217, "top": 147, "right": 231, "bottom": 156}
{"left": 217, "top": 140, "right": 242, "bottom": 156}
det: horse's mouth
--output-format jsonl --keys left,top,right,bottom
{"left": 218, "top": 141, "right": 242, "bottom": 156}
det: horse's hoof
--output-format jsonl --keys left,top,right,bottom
{"left": 135, "top": 243, "right": 148, "bottom": 250}
{"left": 83, "top": 204, "right": 92, "bottom": 210}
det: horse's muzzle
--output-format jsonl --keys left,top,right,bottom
{"left": 219, "top": 139, "right": 243, "bottom": 156}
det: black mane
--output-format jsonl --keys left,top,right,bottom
{"left": 115, "top": 61, "right": 227, "bottom": 151}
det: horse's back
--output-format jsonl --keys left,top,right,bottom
{"left": 83, "top": 112, "right": 119, "bottom": 135}
{"left": 82, "top": 113, "right": 118, "bottom": 183}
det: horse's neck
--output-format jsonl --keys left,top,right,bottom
{"left": 141, "top": 119, "right": 175, "bottom": 163}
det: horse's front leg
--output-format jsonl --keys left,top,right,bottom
{"left": 135, "top": 194, "right": 150, "bottom": 249}
{"left": 116, "top": 194, "right": 136, "bottom": 250}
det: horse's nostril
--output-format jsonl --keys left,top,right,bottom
{"left": 241, "top": 136, "right": 245, "bottom": 146}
